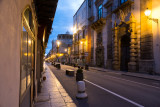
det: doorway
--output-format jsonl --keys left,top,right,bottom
{"left": 120, "top": 34, "right": 130, "bottom": 71}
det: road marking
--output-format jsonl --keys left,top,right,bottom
{"left": 84, "top": 79, "right": 144, "bottom": 107}
{"left": 104, "top": 75, "right": 160, "bottom": 90}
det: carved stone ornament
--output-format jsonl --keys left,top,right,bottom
{"left": 119, "top": 9, "right": 125, "bottom": 22}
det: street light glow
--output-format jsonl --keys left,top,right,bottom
{"left": 28, "top": 40, "right": 31, "bottom": 45}
{"left": 145, "top": 8, "right": 151, "bottom": 16}
{"left": 57, "top": 41, "right": 60, "bottom": 47}
{"left": 71, "top": 26, "right": 77, "bottom": 33}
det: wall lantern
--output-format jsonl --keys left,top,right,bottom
{"left": 144, "top": 8, "right": 151, "bottom": 16}
{"left": 144, "top": 8, "right": 158, "bottom": 23}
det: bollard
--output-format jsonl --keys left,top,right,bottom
{"left": 76, "top": 81, "right": 88, "bottom": 99}
{"left": 76, "top": 68, "right": 83, "bottom": 81}
{"left": 85, "top": 64, "right": 89, "bottom": 70}
{"left": 56, "top": 64, "right": 61, "bottom": 69}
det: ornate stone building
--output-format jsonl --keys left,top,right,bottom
{"left": 89, "top": 0, "right": 160, "bottom": 74}
{"left": 73, "top": 0, "right": 92, "bottom": 66}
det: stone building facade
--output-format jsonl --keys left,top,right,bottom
{"left": 73, "top": 0, "right": 92, "bottom": 66}
{"left": 46, "top": 32, "right": 73, "bottom": 63}
{"left": 0, "top": 0, "right": 58, "bottom": 107}
{"left": 76, "top": 0, "right": 160, "bottom": 74}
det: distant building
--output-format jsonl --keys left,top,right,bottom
{"left": 57, "top": 31, "right": 72, "bottom": 53}
{"left": 46, "top": 32, "right": 73, "bottom": 63}
{"left": 57, "top": 32, "right": 72, "bottom": 43}
{"left": 73, "top": 0, "right": 92, "bottom": 66}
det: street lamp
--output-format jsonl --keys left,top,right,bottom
{"left": 57, "top": 41, "right": 60, "bottom": 48}
{"left": 144, "top": 8, "right": 158, "bottom": 23}
{"left": 56, "top": 41, "right": 61, "bottom": 62}
{"left": 56, "top": 41, "right": 61, "bottom": 53}
{"left": 65, "top": 49, "right": 67, "bottom": 52}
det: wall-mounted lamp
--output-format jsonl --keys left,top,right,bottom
{"left": 144, "top": 8, "right": 158, "bottom": 23}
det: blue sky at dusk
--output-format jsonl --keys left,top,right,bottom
{"left": 45, "top": 0, "right": 84, "bottom": 54}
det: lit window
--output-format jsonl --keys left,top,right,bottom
{"left": 98, "top": 4, "right": 103, "bottom": 19}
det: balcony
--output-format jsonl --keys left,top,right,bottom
{"left": 91, "top": 18, "right": 106, "bottom": 30}
{"left": 112, "top": 0, "right": 134, "bottom": 13}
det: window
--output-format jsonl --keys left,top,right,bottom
{"left": 98, "top": 4, "right": 103, "bottom": 19}
{"left": 21, "top": 27, "right": 35, "bottom": 96}
{"left": 82, "top": 30, "right": 85, "bottom": 38}
{"left": 88, "top": 0, "right": 91, "bottom": 8}
{"left": 24, "top": 8, "right": 35, "bottom": 34}
{"left": 120, "top": 0, "right": 127, "bottom": 5}
{"left": 21, "top": 8, "right": 35, "bottom": 97}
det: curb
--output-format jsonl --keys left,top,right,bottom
{"left": 121, "top": 73, "right": 160, "bottom": 81}
{"left": 90, "top": 67, "right": 160, "bottom": 81}
{"left": 89, "top": 68, "right": 106, "bottom": 72}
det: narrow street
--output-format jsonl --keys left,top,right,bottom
{"left": 46, "top": 63, "right": 160, "bottom": 107}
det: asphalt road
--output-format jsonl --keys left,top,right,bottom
{"left": 46, "top": 63, "right": 160, "bottom": 107}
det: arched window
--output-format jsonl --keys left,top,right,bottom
{"left": 20, "top": 7, "right": 35, "bottom": 97}
{"left": 23, "top": 8, "right": 35, "bottom": 34}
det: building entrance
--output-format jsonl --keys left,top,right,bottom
{"left": 120, "top": 34, "right": 130, "bottom": 71}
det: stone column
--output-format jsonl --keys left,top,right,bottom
{"left": 112, "top": 21, "right": 119, "bottom": 70}
{"left": 128, "top": 13, "right": 137, "bottom": 72}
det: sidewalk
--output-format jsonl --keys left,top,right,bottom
{"left": 90, "top": 67, "right": 160, "bottom": 81}
{"left": 34, "top": 64, "right": 76, "bottom": 107}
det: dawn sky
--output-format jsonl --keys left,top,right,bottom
{"left": 46, "top": 0, "right": 84, "bottom": 54}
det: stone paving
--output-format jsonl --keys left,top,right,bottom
{"left": 34, "top": 64, "right": 76, "bottom": 107}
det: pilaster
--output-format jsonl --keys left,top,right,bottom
{"left": 112, "top": 22, "right": 120, "bottom": 70}
{"left": 128, "top": 13, "right": 137, "bottom": 72}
